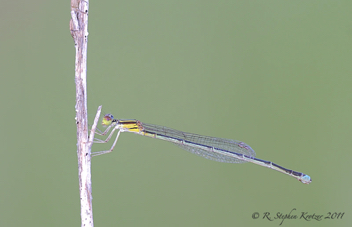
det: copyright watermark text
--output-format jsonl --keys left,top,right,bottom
{"left": 252, "top": 208, "right": 344, "bottom": 225}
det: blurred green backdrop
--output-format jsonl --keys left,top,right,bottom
{"left": 1, "top": 0, "right": 351, "bottom": 226}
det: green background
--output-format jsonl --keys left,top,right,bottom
{"left": 1, "top": 0, "right": 351, "bottom": 226}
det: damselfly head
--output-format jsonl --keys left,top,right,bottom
{"left": 102, "top": 114, "right": 114, "bottom": 126}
